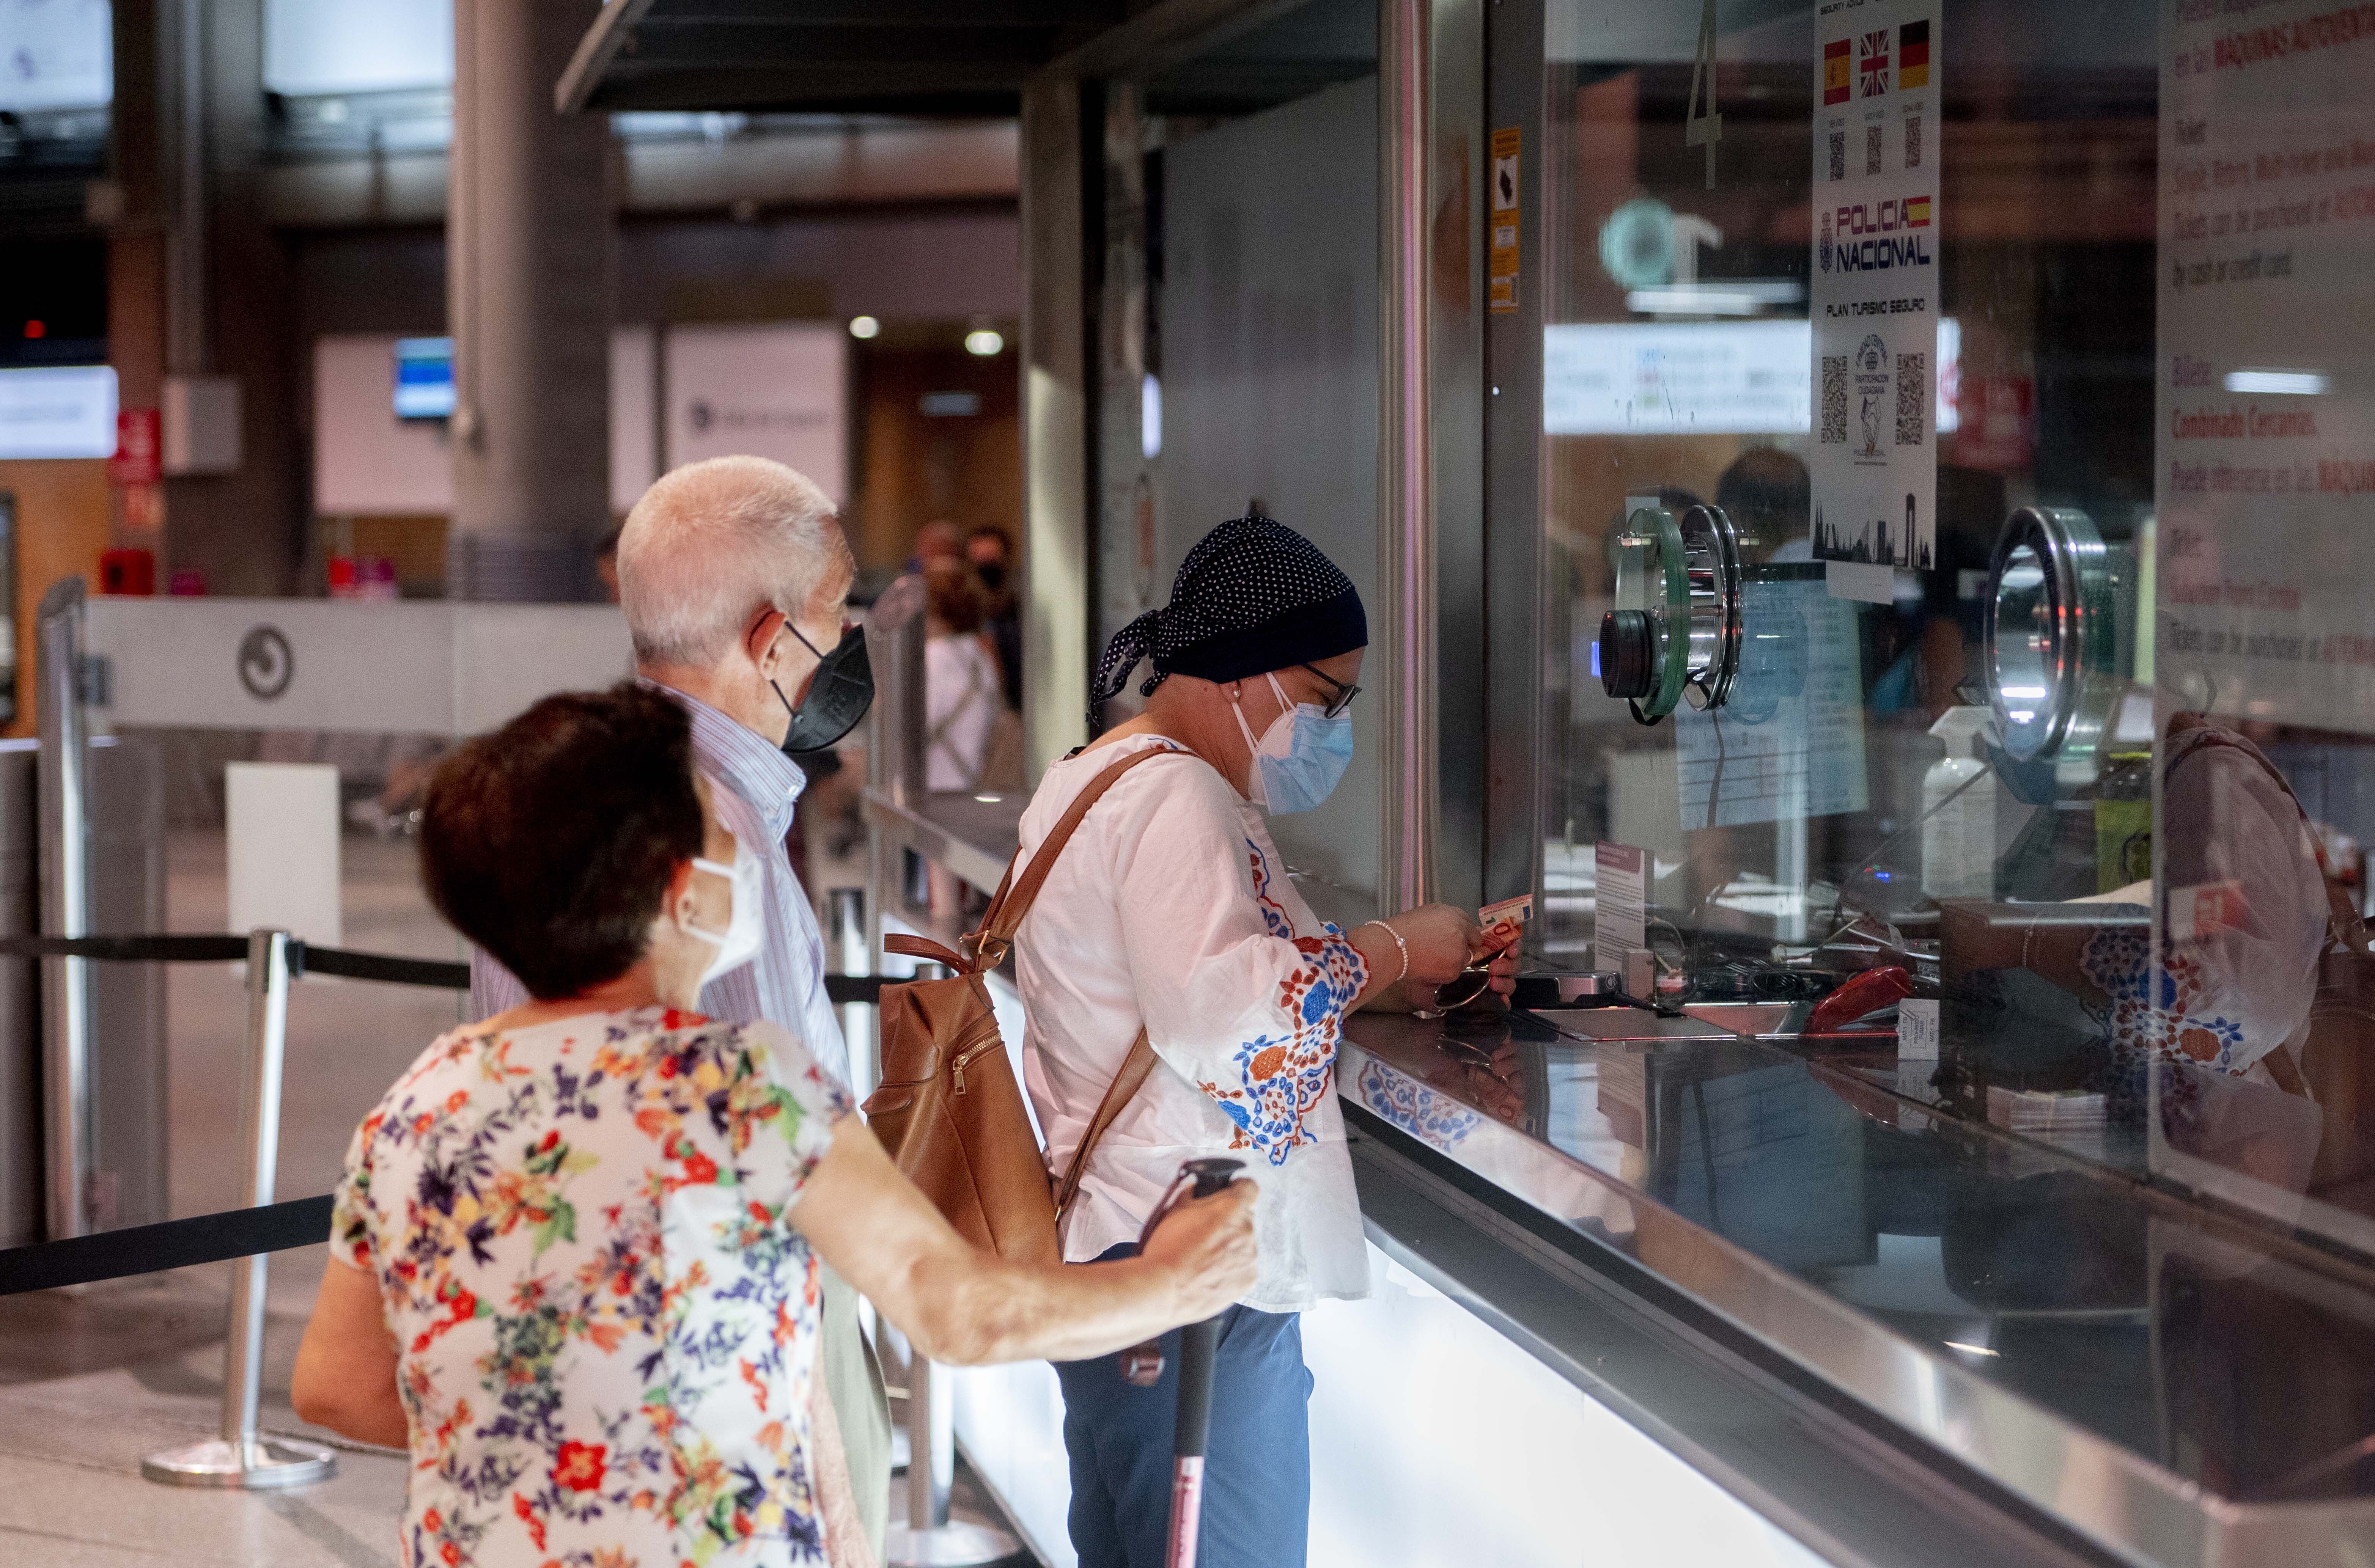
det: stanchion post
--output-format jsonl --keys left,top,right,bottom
{"left": 884, "top": 1353, "right": 1018, "bottom": 1567}
{"left": 36, "top": 579, "right": 94, "bottom": 1241}
{"left": 143, "top": 930, "right": 336, "bottom": 1488}
{"left": 911, "top": 1356, "right": 952, "bottom": 1527}
{"left": 826, "top": 887, "right": 872, "bottom": 1097}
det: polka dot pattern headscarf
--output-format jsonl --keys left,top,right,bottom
{"left": 1090, "top": 514, "right": 1367, "bottom": 731}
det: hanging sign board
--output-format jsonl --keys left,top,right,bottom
{"left": 1809, "top": 0, "right": 1940, "bottom": 570}
{"left": 2156, "top": 0, "right": 2375, "bottom": 733}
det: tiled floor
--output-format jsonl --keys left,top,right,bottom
{"left": 0, "top": 817, "right": 1031, "bottom": 1566}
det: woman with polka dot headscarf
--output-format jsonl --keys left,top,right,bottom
{"left": 1010, "top": 514, "right": 1515, "bottom": 1568}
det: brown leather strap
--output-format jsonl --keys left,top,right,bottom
{"left": 1053, "top": 1028, "right": 1159, "bottom": 1219}
{"left": 883, "top": 933, "right": 965, "bottom": 969}
{"left": 976, "top": 744, "right": 1177, "bottom": 948}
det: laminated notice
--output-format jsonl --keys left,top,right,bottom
{"left": 2156, "top": 0, "right": 2375, "bottom": 734}
{"left": 1809, "top": 0, "right": 1941, "bottom": 569}
{"left": 1676, "top": 578, "right": 1870, "bottom": 828}
{"left": 1594, "top": 843, "right": 1647, "bottom": 965}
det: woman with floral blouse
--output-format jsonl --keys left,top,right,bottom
{"left": 292, "top": 684, "right": 1255, "bottom": 1568}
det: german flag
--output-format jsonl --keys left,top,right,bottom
{"left": 1824, "top": 38, "right": 1851, "bottom": 105}
{"left": 1899, "top": 20, "right": 1930, "bottom": 90}
{"left": 1906, "top": 194, "right": 1933, "bottom": 226}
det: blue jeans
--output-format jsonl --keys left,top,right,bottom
{"left": 1052, "top": 1246, "right": 1312, "bottom": 1568}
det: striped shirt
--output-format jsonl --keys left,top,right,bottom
{"left": 468, "top": 682, "right": 852, "bottom": 1090}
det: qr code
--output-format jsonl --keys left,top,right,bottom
{"left": 1865, "top": 124, "right": 1884, "bottom": 176}
{"left": 1828, "top": 131, "right": 1846, "bottom": 181}
{"left": 1905, "top": 114, "right": 1923, "bottom": 170}
{"left": 1821, "top": 356, "right": 1849, "bottom": 444}
{"left": 1895, "top": 353, "right": 1927, "bottom": 444}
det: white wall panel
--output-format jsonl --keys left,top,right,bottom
{"left": 664, "top": 322, "right": 849, "bottom": 504}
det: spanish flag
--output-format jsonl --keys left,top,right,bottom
{"left": 1906, "top": 194, "right": 1933, "bottom": 226}
{"left": 1824, "top": 38, "right": 1851, "bottom": 105}
{"left": 1899, "top": 20, "right": 1930, "bottom": 91}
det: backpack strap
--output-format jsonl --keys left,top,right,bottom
{"left": 1053, "top": 1028, "right": 1159, "bottom": 1220}
{"left": 962, "top": 743, "right": 1178, "bottom": 971}
{"left": 952, "top": 740, "right": 1178, "bottom": 1222}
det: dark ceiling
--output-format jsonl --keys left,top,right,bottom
{"left": 560, "top": 0, "right": 1131, "bottom": 116}
{"left": 560, "top": 0, "right": 1378, "bottom": 120}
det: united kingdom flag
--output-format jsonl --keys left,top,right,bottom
{"left": 1858, "top": 28, "right": 1891, "bottom": 96}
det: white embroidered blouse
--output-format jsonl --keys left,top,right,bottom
{"left": 1013, "top": 733, "right": 1372, "bottom": 1312}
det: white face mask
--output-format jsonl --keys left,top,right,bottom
{"left": 684, "top": 834, "right": 765, "bottom": 988}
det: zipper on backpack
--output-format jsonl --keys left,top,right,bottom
{"left": 951, "top": 1033, "right": 1002, "bottom": 1096}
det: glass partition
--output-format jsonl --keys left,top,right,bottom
{"left": 1529, "top": 0, "right": 2183, "bottom": 1173}
{"left": 2148, "top": 0, "right": 2375, "bottom": 1250}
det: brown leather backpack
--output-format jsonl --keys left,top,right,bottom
{"left": 861, "top": 747, "right": 1162, "bottom": 1266}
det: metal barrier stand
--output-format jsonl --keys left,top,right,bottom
{"left": 142, "top": 930, "right": 337, "bottom": 1488}
{"left": 36, "top": 579, "right": 95, "bottom": 1242}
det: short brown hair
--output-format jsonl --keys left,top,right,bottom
{"left": 419, "top": 684, "right": 703, "bottom": 1000}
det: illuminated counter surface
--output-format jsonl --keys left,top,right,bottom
{"left": 1341, "top": 1009, "right": 2375, "bottom": 1568}
{"left": 860, "top": 793, "right": 2375, "bottom": 1566}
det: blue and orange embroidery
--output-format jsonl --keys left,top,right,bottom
{"left": 1355, "top": 1059, "right": 1480, "bottom": 1153}
{"left": 2081, "top": 927, "right": 2250, "bottom": 1072}
{"left": 1197, "top": 841, "right": 1367, "bottom": 1165}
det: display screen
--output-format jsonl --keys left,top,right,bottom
{"left": 393, "top": 337, "right": 455, "bottom": 421}
{"left": 0, "top": 364, "right": 117, "bottom": 458}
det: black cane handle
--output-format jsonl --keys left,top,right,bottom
{"left": 1118, "top": 1157, "right": 1248, "bottom": 1389}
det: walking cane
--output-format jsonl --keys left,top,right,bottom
{"left": 1134, "top": 1155, "right": 1246, "bottom": 1568}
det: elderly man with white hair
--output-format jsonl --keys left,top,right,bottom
{"left": 470, "top": 454, "right": 893, "bottom": 1558}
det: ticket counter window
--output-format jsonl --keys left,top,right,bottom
{"left": 1527, "top": 0, "right": 2375, "bottom": 1254}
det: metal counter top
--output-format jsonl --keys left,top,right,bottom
{"left": 1339, "top": 1009, "right": 2375, "bottom": 1568}
{"left": 857, "top": 769, "right": 2375, "bottom": 1563}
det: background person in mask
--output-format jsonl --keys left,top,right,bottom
{"left": 1014, "top": 514, "right": 1515, "bottom": 1568}
{"left": 297, "top": 687, "right": 1259, "bottom": 1568}
{"left": 966, "top": 524, "right": 1024, "bottom": 712}
{"left": 468, "top": 456, "right": 895, "bottom": 1557}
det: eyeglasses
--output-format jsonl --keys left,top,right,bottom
{"left": 1300, "top": 664, "right": 1361, "bottom": 719}
{"left": 1412, "top": 964, "right": 1496, "bottom": 1020}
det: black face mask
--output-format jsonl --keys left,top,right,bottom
{"left": 974, "top": 562, "right": 1007, "bottom": 594}
{"left": 773, "top": 623, "right": 874, "bottom": 754}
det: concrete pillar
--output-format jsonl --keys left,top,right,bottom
{"left": 1019, "top": 76, "right": 1092, "bottom": 778}
{"left": 446, "top": 0, "right": 614, "bottom": 602}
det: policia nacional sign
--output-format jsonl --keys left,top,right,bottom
{"left": 1811, "top": 0, "right": 1941, "bottom": 575}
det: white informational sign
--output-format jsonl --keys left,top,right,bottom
{"left": 2156, "top": 0, "right": 2375, "bottom": 733}
{"left": 0, "top": 364, "right": 116, "bottom": 459}
{"left": 1897, "top": 998, "right": 1940, "bottom": 1060}
{"left": 665, "top": 324, "right": 849, "bottom": 506}
{"left": 0, "top": 0, "right": 112, "bottom": 111}
{"left": 226, "top": 763, "right": 342, "bottom": 948}
{"left": 1676, "top": 579, "right": 1870, "bottom": 826}
{"left": 1543, "top": 321, "right": 1812, "bottom": 435}
{"left": 1809, "top": 0, "right": 1939, "bottom": 569}
{"left": 1594, "top": 842, "right": 1648, "bottom": 964}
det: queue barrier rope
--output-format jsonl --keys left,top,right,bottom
{"left": 0, "top": 929, "right": 896, "bottom": 1307}
{"left": 0, "top": 1195, "right": 332, "bottom": 1298}
{"left": 0, "top": 931, "right": 889, "bottom": 1004}
{"left": 0, "top": 924, "right": 899, "bottom": 1483}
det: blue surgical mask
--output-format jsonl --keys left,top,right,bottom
{"left": 1231, "top": 672, "right": 1354, "bottom": 814}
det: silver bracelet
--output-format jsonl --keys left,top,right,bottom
{"left": 1358, "top": 920, "right": 1408, "bottom": 987}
